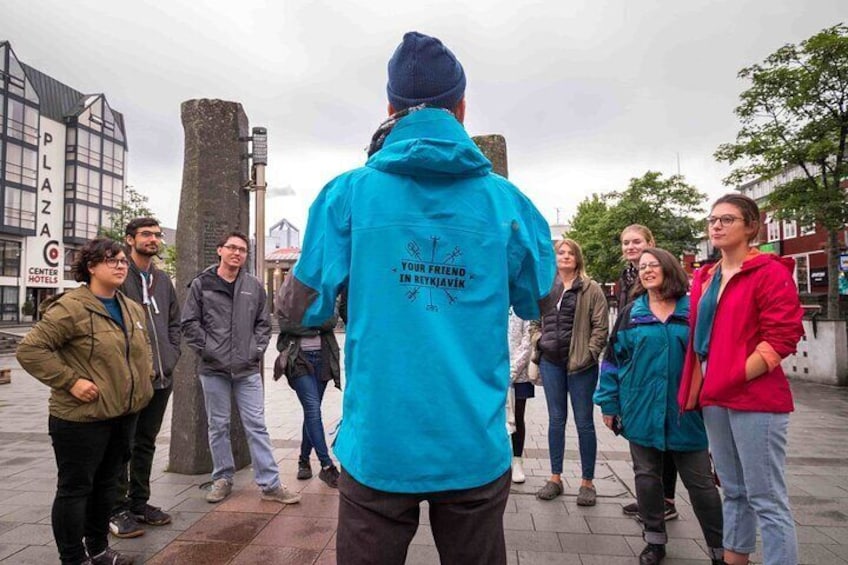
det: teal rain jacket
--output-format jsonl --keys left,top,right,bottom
{"left": 594, "top": 294, "right": 708, "bottom": 452}
{"left": 281, "top": 108, "right": 555, "bottom": 492}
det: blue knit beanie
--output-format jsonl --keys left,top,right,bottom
{"left": 387, "top": 31, "right": 466, "bottom": 112}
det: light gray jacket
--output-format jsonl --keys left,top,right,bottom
{"left": 181, "top": 265, "right": 271, "bottom": 378}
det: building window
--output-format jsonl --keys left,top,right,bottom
{"left": 64, "top": 248, "right": 79, "bottom": 281}
{"left": 766, "top": 214, "right": 780, "bottom": 242}
{"left": 783, "top": 220, "right": 797, "bottom": 239}
{"left": 67, "top": 165, "right": 100, "bottom": 204}
{"left": 3, "top": 187, "right": 36, "bottom": 230}
{"left": 102, "top": 175, "right": 123, "bottom": 209}
{"left": 0, "top": 240, "right": 21, "bottom": 277}
{"left": 67, "top": 203, "right": 100, "bottom": 241}
{"left": 0, "top": 286, "right": 18, "bottom": 322}
{"left": 801, "top": 223, "right": 816, "bottom": 236}
{"left": 5, "top": 99, "right": 39, "bottom": 146}
{"left": 795, "top": 255, "right": 809, "bottom": 293}
{"left": 4, "top": 143, "right": 38, "bottom": 188}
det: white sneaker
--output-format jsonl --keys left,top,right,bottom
{"left": 512, "top": 457, "right": 526, "bottom": 483}
{"left": 206, "top": 479, "right": 232, "bottom": 503}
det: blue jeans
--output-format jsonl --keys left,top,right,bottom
{"left": 540, "top": 359, "right": 598, "bottom": 478}
{"left": 703, "top": 406, "right": 796, "bottom": 565}
{"left": 199, "top": 373, "right": 280, "bottom": 491}
{"left": 291, "top": 350, "right": 332, "bottom": 467}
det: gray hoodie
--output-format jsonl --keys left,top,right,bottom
{"left": 181, "top": 265, "right": 271, "bottom": 378}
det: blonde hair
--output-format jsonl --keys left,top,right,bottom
{"left": 620, "top": 224, "right": 656, "bottom": 247}
{"left": 555, "top": 238, "right": 588, "bottom": 280}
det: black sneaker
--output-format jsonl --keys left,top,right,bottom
{"left": 623, "top": 502, "right": 639, "bottom": 516}
{"left": 639, "top": 543, "right": 666, "bottom": 565}
{"left": 663, "top": 501, "right": 679, "bottom": 521}
{"left": 297, "top": 457, "right": 313, "bottom": 480}
{"left": 89, "top": 546, "right": 135, "bottom": 565}
{"left": 318, "top": 464, "right": 340, "bottom": 488}
{"left": 108, "top": 510, "right": 144, "bottom": 538}
{"left": 132, "top": 504, "right": 171, "bottom": 526}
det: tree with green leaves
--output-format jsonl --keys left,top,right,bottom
{"left": 567, "top": 171, "right": 706, "bottom": 284}
{"left": 715, "top": 24, "right": 848, "bottom": 318}
{"left": 98, "top": 186, "right": 156, "bottom": 244}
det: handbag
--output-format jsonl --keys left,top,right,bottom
{"left": 527, "top": 325, "right": 543, "bottom": 386}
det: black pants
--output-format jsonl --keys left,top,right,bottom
{"left": 337, "top": 468, "right": 511, "bottom": 565}
{"left": 49, "top": 414, "right": 135, "bottom": 564}
{"left": 512, "top": 398, "right": 527, "bottom": 456}
{"left": 114, "top": 386, "right": 171, "bottom": 514}
{"left": 662, "top": 456, "right": 678, "bottom": 500}
{"left": 630, "top": 443, "right": 723, "bottom": 553}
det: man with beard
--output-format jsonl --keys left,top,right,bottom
{"left": 109, "top": 218, "right": 181, "bottom": 538}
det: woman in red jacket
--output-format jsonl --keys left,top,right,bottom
{"left": 678, "top": 194, "right": 804, "bottom": 565}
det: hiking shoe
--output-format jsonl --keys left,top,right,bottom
{"left": 261, "top": 485, "right": 302, "bottom": 505}
{"left": 297, "top": 457, "right": 313, "bottom": 480}
{"left": 663, "top": 501, "right": 679, "bottom": 521}
{"left": 89, "top": 546, "right": 135, "bottom": 565}
{"left": 132, "top": 504, "right": 171, "bottom": 526}
{"left": 623, "top": 501, "right": 639, "bottom": 516}
{"left": 536, "top": 480, "right": 563, "bottom": 500}
{"left": 108, "top": 511, "right": 143, "bottom": 538}
{"left": 318, "top": 464, "right": 340, "bottom": 489}
{"left": 639, "top": 543, "right": 666, "bottom": 565}
{"left": 206, "top": 478, "right": 232, "bottom": 503}
{"left": 576, "top": 485, "right": 597, "bottom": 506}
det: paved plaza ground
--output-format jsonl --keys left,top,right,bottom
{"left": 1, "top": 331, "right": 847, "bottom": 564}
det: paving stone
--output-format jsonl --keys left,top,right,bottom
{"left": 279, "top": 493, "right": 340, "bottom": 519}
{"left": 796, "top": 525, "right": 842, "bottom": 544}
{"left": 578, "top": 555, "right": 634, "bottom": 565}
{"left": 0, "top": 524, "right": 54, "bottom": 545}
{"left": 624, "top": 536, "right": 709, "bottom": 560}
{"left": 557, "top": 533, "right": 633, "bottom": 556}
{"left": 503, "top": 512, "right": 534, "bottom": 531}
{"left": 252, "top": 515, "right": 335, "bottom": 550}
{"left": 112, "top": 527, "right": 183, "bottom": 554}
{"left": 314, "top": 548, "right": 337, "bottom": 564}
{"left": 178, "top": 511, "right": 271, "bottom": 544}
{"left": 585, "top": 516, "right": 643, "bottom": 536}
{"left": 0, "top": 545, "right": 57, "bottom": 564}
{"left": 405, "top": 544, "right": 440, "bottom": 565}
{"left": 229, "top": 545, "right": 320, "bottom": 564}
{"left": 819, "top": 526, "right": 848, "bottom": 544}
{"left": 0, "top": 544, "right": 25, "bottom": 561}
{"left": 531, "top": 513, "right": 590, "bottom": 534}
{"left": 516, "top": 550, "right": 582, "bottom": 564}
{"left": 411, "top": 525, "right": 434, "bottom": 546}
{"left": 504, "top": 530, "right": 562, "bottom": 552}
{"left": 145, "top": 540, "right": 243, "bottom": 564}
{"left": 798, "top": 543, "right": 848, "bottom": 564}
{"left": 0, "top": 506, "right": 50, "bottom": 524}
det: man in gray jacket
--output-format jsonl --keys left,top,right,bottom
{"left": 181, "top": 231, "right": 300, "bottom": 505}
{"left": 110, "top": 217, "right": 181, "bottom": 538}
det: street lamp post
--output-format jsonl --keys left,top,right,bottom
{"left": 246, "top": 127, "right": 268, "bottom": 277}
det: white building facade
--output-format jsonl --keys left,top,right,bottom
{"left": 0, "top": 41, "right": 127, "bottom": 322}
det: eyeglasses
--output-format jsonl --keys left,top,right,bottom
{"left": 706, "top": 215, "right": 743, "bottom": 227}
{"left": 222, "top": 244, "right": 248, "bottom": 254}
{"left": 104, "top": 258, "right": 130, "bottom": 269}
{"left": 137, "top": 230, "right": 164, "bottom": 239}
{"left": 638, "top": 262, "right": 661, "bottom": 272}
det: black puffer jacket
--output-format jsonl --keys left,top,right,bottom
{"left": 539, "top": 278, "right": 582, "bottom": 365}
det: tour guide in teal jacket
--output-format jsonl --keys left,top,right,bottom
{"left": 594, "top": 294, "right": 707, "bottom": 451}
{"left": 282, "top": 109, "right": 554, "bottom": 494}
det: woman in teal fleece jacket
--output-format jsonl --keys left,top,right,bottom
{"left": 594, "top": 248, "right": 724, "bottom": 565}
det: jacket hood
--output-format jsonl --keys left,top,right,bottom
{"left": 366, "top": 108, "right": 492, "bottom": 178}
{"left": 700, "top": 249, "right": 795, "bottom": 283}
{"left": 41, "top": 286, "right": 115, "bottom": 315}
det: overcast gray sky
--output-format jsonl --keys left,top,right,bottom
{"left": 3, "top": 0, "right": 845, "bottom": 233}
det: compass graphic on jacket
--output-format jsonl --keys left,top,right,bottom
{"left": 392, "top": 236, "right": 475, "bottom": 312}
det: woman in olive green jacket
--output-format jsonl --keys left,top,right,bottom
{"left": 17, "top": 238, "right": 153, "bottom": 565}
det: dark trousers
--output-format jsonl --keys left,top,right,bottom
{"left": 662, "top": 456, "right": 678, "bottom": 500}
{"left": 630, "top": 443, "right": 724, "bottom": 553}
{"left": 337, "top": 468, "right": 511, "bottom": 565}
{"left": 512, "top": 398, "right": 527, "bottom": 456}
{"left": 113, "top": 386, "right": 171, "bottom": 514}
{"left": 49, "top": 414, "right": 135, "bottom": 564}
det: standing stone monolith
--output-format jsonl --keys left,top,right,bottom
{"left": 472, "top": 134, "right": 508, "bottom": 178}
{"left": 169, "top": 99, "right": 252, "bottom": 474}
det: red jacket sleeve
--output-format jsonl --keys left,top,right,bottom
{"left": 754, "top": 263, "right": 804, "bottom": 360}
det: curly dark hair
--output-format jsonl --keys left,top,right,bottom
{"left": 73, "top": 237, "right": 125, "bottom": 284}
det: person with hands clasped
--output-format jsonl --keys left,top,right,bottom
{"left": 678, "top": 194, "right": 804, "bottom": 565}
{"left": 17, "top": 238, "right": 154, "bottom": 565}
{"left": 594, "top": 247, "right": 724, "bottom": 565}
